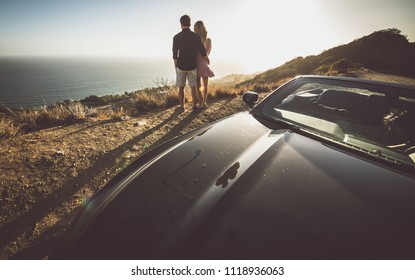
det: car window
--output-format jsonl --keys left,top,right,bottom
{"left": 258, "top": 78, "right": 415, "bottom": 167}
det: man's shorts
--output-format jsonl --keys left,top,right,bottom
{"left": 176, "top": 68, "right": 197, "bottom": 87}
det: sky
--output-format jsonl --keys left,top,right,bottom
{"left": 1, "top": 0, "right": 415, "bottom": 73}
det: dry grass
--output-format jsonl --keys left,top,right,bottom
{"left": 0, "top": 102, "right": 99, "bottom": 136}
{"left": 133, "top": 81, "right": 274, "bottom": 112}
{"left": 135, "top": 91, "right": 170, "bottom": 111}
{"left": 0, "top": 80, "right": 282, "bottom": 139}
{"left": 134, "top": 86, "right": 189, "bottom": 111}
{"left": 35, "top": 103, "right": 95, "bottom": 127}
{"left": 0, "top": 100, "right": 140, "bottom": 138}
{"left": 0, "top": 116, "right": 19, "bottom": 139}
{"left": 97, "top": 106, "right": 128, "bottom": 121}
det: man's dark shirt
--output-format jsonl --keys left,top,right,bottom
{"left": 173, "top": 28, "right": 207, "bottom": 71}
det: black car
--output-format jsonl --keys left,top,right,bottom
{"left": 52, "top": 75, "right": 415, "bottom": 259}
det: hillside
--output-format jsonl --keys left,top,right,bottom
{"left": 241, "top": 28, "right": 415, "bottom": 85}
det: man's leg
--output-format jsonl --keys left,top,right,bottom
{"left": 190, "top": 86, "right": 198, "bottom": 108}
{"left": 188, "top": 69, "right": 199, "bottom": 109}
{"left": 178, "top": 87, "right": 185, "bottom": 108}
{"left": 176, "top": 68, "right": 186, "bottom": 109}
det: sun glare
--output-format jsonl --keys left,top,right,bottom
{"left": 209, "top": 0, "right": 343, "bottom": 72}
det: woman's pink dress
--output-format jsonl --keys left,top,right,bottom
{"left": 197, "top": 38, "right": 214, "bottom": 78}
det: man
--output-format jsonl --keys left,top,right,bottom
{"left": 173, "top": 15, "right": 210, "bottom": 111}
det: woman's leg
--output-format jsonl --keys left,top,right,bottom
{"left": 202, "top": 77, "right": 209, "bottom": 106}
{"left": 196, "top": 76, "right": 203, "bottom": 107}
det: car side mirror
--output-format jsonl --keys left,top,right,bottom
{"left": 242, "top": 91, "right": 259, "bottom": 108}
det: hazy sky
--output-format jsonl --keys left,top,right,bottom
{"left": 1, "top": 0, "right": 414, "bottom": 73}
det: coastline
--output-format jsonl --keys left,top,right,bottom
{"left": 0, "top": 56, "right": 174, "bottom": 109}
{"left": 0, "top": 56, "right": 249, "bottom": 109}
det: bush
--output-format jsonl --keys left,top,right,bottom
{"left": 0, "top": 116, "right": 19, "bottom": 138}
{"left": 82, "top": 95, "right": 102, "bottom": 105}
{"left": 135, "top": 92, "right": 165, "bottom": 111}
{"left": 165, "top": 88, "right": 179, "bottom": 108}
{"left": 330, "top": 58, "right": 361, "bottom": 73}
{"left": 14, "top": 109, "right": 41, "bottom": 131}
{"left": 134, "top": 86, "right": 183, "bottom": 112}
{"left": 9, "top": 102, "right": 96, "bottom": 133}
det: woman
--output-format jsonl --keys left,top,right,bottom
{"left": 194, "top": 20, "right": 214, "bottom": 108}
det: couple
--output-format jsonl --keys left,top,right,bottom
{"left": 173, "top": 15, "right": 214, "bottom": 111}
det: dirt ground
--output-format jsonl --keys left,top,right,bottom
{"left": 0, "top": 96, "right": 248, "bottom": 259}
{"left": 1, "top": 70, "right": 414, "bottom": 260}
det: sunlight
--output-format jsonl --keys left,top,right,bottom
{"left": 210, "top": 0, "right": 342, "bottom": 72}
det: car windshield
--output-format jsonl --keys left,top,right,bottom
{"left": 256, "top": 77, "right": 415, "bottom": 168}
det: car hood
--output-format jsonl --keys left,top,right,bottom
{"left": 54, "top": 113, "right": 415, "bottom": 259}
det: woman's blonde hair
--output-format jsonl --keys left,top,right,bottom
{"left": 194, "top": 21, "right": 208, "bottom": 45}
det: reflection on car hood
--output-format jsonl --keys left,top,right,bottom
{"left": 55, "top": 113, "right": 415, "bottom": 259}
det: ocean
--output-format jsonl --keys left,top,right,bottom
{"left": 0, "top": 57, "right": 243, "bottom": 108}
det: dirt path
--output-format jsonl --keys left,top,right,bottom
{"left": 0, "top": 96, "right": 247, "bottom": 259}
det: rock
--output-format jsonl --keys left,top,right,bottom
{"left": 54, "top": 150, "right": 65, "bottom": 157}
{"left": 116, "top": 115, "right": 130, "bottom": 122}
{"left": 130, "top": 145, "right": 141, "bottom": 151}
{"left": 133, "top": 120, "right": 147, "bottom": 127}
